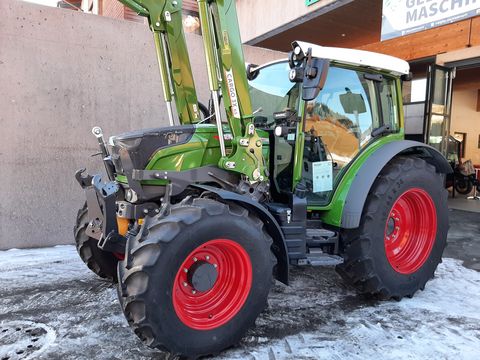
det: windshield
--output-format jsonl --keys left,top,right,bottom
{"left": 248, "top": 61, "right": 300, "bottom": 126}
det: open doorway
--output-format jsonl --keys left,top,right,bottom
{"left": 448, "top": 65, "right": 480, "bottom": 166}
{"left": 403, "top": 58, "right": 480, "bottom": 164}
{"left": 403, "top": 57, "right": 480, "bottom": 198}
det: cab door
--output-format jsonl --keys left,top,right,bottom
{"left": 424, "top": 65, "right": 454, "bottom": 156}
{"left": 298, "top": 65, "right": 401, "bottom": 206}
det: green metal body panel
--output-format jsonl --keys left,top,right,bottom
{"left": 120, "top": 0, "right": 200, "bottom": 123}
{"left": 292, "top": 100, "right": 307, "bottom": 187}
{"left": 115, "top": 125, "right": 270, "bottom": 186}
{"left": 147, "top": 126, "right": 224, "bottom": 172}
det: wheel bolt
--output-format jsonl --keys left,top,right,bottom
{"left": 206, "top": 255, "right": 210, "bottom": 260}
{"left": 183, "top": 268, "right": 188, "bottom": 273}
{"left": 192, "top": 290, "right": 197, "bottom": 294}
{"left": 213, "top": 264, "right": 217, "bottom": 268}
{"left": 193, "top": 257, "right": 198, "bottom": 262}
{"left": 183, "top": 282, "right": 188, "bottom": 287}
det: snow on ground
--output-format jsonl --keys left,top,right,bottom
{"left": 0, "top": 245, "right": 479, "bottom": 359}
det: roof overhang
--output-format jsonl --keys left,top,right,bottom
{"left": 294, "top": 41, "right": 410, "bottom": 76}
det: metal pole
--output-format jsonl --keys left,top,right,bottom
{"left": 197, "top": 0, "right": 220, "bottom": 92}
{"left": 166, "top": 101, "right": 175, "bottom": 127}
{"left": 153, "top": 31, "right": 175, "bottom": 126}
{"left": 160, "top": 33, "right": 176, "bottom": 99}
{"left": 212, "top": 90, "right": 226, "bottom": 157}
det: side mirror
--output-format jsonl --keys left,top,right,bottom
{"left": 288, "top": 43, "right": 329, "bottom": 101}
{"left": 302, "top": 58, "right": 329, "bottom": 101}
{"left": 246, "top": 63, "right": 259, "bottom": 81}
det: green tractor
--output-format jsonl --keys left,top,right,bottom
{"left": 74, "top": 0, "right": 451, "bottom": 358}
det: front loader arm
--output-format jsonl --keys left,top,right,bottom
{"left": 119, "top": 0, "right": 201, "bottom": 125}
{"left": 120, "top": 0, "right": 268, "bottom": 185}
{"left": 198, "top": 0, "right": 268, "bottom": 183}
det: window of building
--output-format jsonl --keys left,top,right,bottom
{"left": 408, "top": 78, "right": 427, "bottom": 103}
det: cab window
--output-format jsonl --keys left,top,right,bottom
{"left": 302, "top": 65, "right": 399, "bottom": 205}
{"left": 249, "top": 61, "right": 301, "bottom": 195}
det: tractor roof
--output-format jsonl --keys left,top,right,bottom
{"left": 294, "top": 41, "right": 410, "bottom": 76}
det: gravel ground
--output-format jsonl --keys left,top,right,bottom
{"left": 0, "top": 209, "right": 479, "bottom": 359}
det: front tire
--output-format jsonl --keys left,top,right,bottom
{"left": 74, "top": 203, "right": 120, "bottom": 281}
{"left": 117, "top": 198, "right": 275, "bottom": 358}
{"left": 337, "top": 157, "right": 448, "bottom": 299}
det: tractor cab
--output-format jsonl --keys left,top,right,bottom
{"left": 248, "top": 43, "right": 407, "bottom": 209}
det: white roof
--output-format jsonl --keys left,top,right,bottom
{"left": 294, "top": 41, "right": 410, "bottom": 76}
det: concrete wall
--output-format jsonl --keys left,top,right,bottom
{"left": 0, "top": 0, "right": 284, "bottom": 249}
{"left": 236, "top": 0, "right": 348, "bottom": 44}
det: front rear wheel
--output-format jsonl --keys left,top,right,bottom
{"left": 337, "top": 157, "right": 448, "bottom": 299}
{"left": 117, "top": 198, "right": 275, "bottom": 358}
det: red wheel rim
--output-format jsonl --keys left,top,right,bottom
{"left": 384, "top": 188, "right": 437, "bottom": 274}
{"left": 172, "top": 239, "right": 252, "bottom": 330}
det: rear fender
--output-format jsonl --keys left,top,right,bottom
{"left": 341, "top": 140, "right": 452, "bottom": 229}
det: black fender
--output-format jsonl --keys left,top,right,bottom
{"left": 341, "top": 140, "right": 452, "bottom": 229}
{"left": 192, "top": 184, "right": 289, "bottom": 285}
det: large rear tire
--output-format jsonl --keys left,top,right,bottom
{"left": 336, "top": 157, "right": 448, "bottom": 299}
{"left": 74, "top": 203, "right": 120, "bottom": 281}
{"left": 117, "top": 198, "right": 275, "bottom": 358}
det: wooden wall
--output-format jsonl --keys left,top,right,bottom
{"left": 358, "top": 17, "right": 480, "bottom": 61}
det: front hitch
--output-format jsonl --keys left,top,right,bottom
{"left": 75, "top": 168, "right": 127, "bottom": 254}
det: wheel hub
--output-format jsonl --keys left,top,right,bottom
{"left": 187, "top": 260, "right": 218, "bottom": 292}
{"left": 172, "top": 239, "right": 253, "bottom": 330}
{"left": 384, "top": 188, "right": 437, "bottom": 274}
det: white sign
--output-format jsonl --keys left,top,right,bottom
{"left": 312, "top": 161, "right": 333, "bottom": 193}
{"left": 382, "top": 0, "right": 480, "bottom": 41}
{"left": 225, "top": 69, "right": 241, "bottom": 118}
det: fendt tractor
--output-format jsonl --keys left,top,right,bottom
{"left": 74, "top": 0, "right": 451, "bottom": 358}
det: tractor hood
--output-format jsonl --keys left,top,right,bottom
{"left": 110, "top": 125, "right": 197, "bottom": 172}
